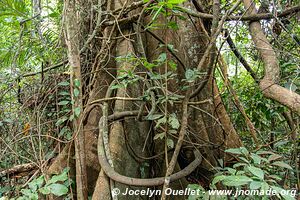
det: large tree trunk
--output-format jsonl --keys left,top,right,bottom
{"left": 48, "top": 0, "right": 242, "bottom": 199}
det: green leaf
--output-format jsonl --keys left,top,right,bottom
{"left": 3, "top": 119, "right": 13, "bottom": 123}
{"left": 250, "top": 153, "right": 262, "bottom": 164}
{"left": 20, "top": 189, "right": 31, "bottom": 196}
{"left": 225, "top": 147, "right": 249, "bottom": 156}
{"left": 274, "top": 140, "right": 289, "bottom": 148}
{"left": 58, "top": 81, "right": 70, "bottom": 86}
{"left": 48, "top": 183, "right": 68, "bottom": 196}
{"left": 69, "top": 114, "right": 74, "bottom": 121}
{"left": 64, "top": 178, "right": 73, "bottom": 188}
{"left": 222, "top": 176, "right": 253, "bottom": 187}
{"left": 48, "top": 169, "right": 69, "bottom": 184}
{"left": 212, "top": 175, "right": 226, "bottom": 185}
{"left": 73, "top": 88, "right": 80, "bottom": 97}
{"left": 168, "top": 60, "right": 177, "bottom": 70}
{"left": 238, "top": 157, "right": 250, "bottom": 164}
{"left": 281, "top": 192, "right": 296, "bottom": 200}
{"left": 187, "top": 184, "right": 205, "bottom": 200}
{"left": 271, "top": 161, "right": 292, "bottom": 170}
{"left": 157, "top": 53, "right": 167, "bottom": 63}
{"left": 224, "top": 167, "right": 236, "bottom": 175}
{"left": 233, "top": 163, "right": 247, "bottom": 168}
{"left": 270, "top": 186, "right": 284, "bottom": 197}
{"left": 59, "top": 127, "right": 71, "bottom": 137}
{"left": 20, "top": 189, "right": 38, "bottom": 200}
{"left": 144, "top": 61, "right": 156, "bottom": 70}
{"left": 59, "top": 91, "right": 70, "bottom": 96}
{"left": 250, "top": 181, "right": 262, "bottom": 190}
{"left": 28, "top": 175, "right": 44, "bottom": 191}
{"left": 58, "top": 100, "right": 69, "bottom": 106}
{"left": 188, "top": 184, "right": 204, "bottom": 191}
{"left": 0, "top": 186, "right": 11, "bottom": 194}
{"left": 168, "top": 129, "right": 177, "bottom": 134}
{"left": 74, "top": 79, "right": 80, "bottom": 87}
{"left": 217, "top": 159, "right": 224, "bottom": 167}
{"left": 151, "top": 5, "right": 163, "bottom": 21}
{"left": 168, "top": 114, "right": 180, "bottom": 129}
{"left": 268, "top": 154, "right": 282, "bottom": 162}
{"left": 49, "top": 12, "right": 59, "bottom": 18}
{"left": 239, "top": 147, "right": 249, "bottom": 156}
{"left": 154, "top": 132, "right": 165, "bottom": 140}
{"left": 271, "top": 186, "right": 296, "bottom": 200}
{"left": 167, "top": 138, "right": 174, "bottom": 148}
{"left": 74, "top": 107, "right": 81, "bottom": 117}
{"left": 248, "top": 166, "right": 264, "bottom": 180}
{"left": 167, "top": 21, "right": 179, "bottom": 30}
{"left": 260, "top": 181, "right": 269, "bottom": 192}
{"left": 39, "top": 186, "right": 51, "bottom": 195}
{"left": 236, "top": 171, "right": 245, "bottom": 175}
{"left": 167, "top": 0, "right": 186, "bottom": 4}
{"left": 185, "top": 69, "right": 196, "bottom": 82}
{"left": 155, "top": 116, "right": 167, "bottom": 129}
{"left": 147, "top": 114, "right": 163, "bottom": 120}
{"left": 55, "top": 117, "right": 68, "bottom": 126}
{"left": 110, "top": 84, "right": 122, "bottom": 90}
{"left": 167, "top": 44, "right": 177, "bottom": 52}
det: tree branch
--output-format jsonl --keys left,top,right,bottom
{"left": 242, "top": 0, "right": 300, "bottom": 115}
{"left": 178, "top": 4, "right": 300, "bottom": 21}
{"left": 0, "top": 163, "right": 37, "bottom": 177}
{"left": 224, "top": 29, "right": 259, "bottom": 82}
{"left": 97, "top": 104, "right": 202, "bottom": 186}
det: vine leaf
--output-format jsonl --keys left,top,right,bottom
{"left": 154, "top": 132, "right": 165, "bottom": 140}
{"left": 58, "top": 100, "right": 69, "bottom": 106}
{"left": 48, "top": 183, "right": 68, "bottom": 196}
{"left": 271, "top": 161, "right": 292, "bottom": 170}
{"left": 147, "top": 114, "right": 163, "bottom": 120}
{"left": 167, "top": 138, "right": 174, "bottom": 148}
{"left": 168, "top": 114, "right": 180, "bottom": 129}
{"left": 73, "top": 88, "right": 80, "bottom": 97}
{"left": 248, "top": 166, "right": 264, "bottom": 180}
{"left": 222, "top": 175, "right": 253, "bottom": 186}
{"left": 74, "top": 107, "right": 81, "bottom": 117}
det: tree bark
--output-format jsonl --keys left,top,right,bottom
{"left": 64, "top": 0, "right": 88, "bottom": 198}
{"left": 49, "top": 0, "right": 243, "bottom": 199}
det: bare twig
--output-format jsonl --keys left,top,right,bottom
{"left": 0, "top": 163, "right": 37, "bottom": 177}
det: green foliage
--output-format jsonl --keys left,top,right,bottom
{"left": 0, "top": 0, "right": 69, "bottom": 176}
{"left": 187, "top": 184, "right": 207, "bottom": 200}
{"left": 72, "top": 78, "right": 81, "bottom": 119}
{"left": 145, "top": 0, "right": 187, "bottom": 28}
{"left": 0, "top": 168, "right": 71, "bottom": 199}
{"left": 55, "top": 80, "right": 73, "bottom": 129}
{"left": 0, "top": 0, "right": 299, "bottom": 199}
{"left": 184, "top": 69, "right": 204, "bottom": 83}
{"left": 111, "top": 70, "right": 142, "bottom": 90}
{"left": 211, "top": 148, "right": 296, "bottom": 200}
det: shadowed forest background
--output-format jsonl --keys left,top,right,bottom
{"left": 0, "top": 0, "right": 299, "bottom": 199}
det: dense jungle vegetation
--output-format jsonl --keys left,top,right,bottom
{"left": 0, "top": 0, "right": 299, "bottom": 199}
